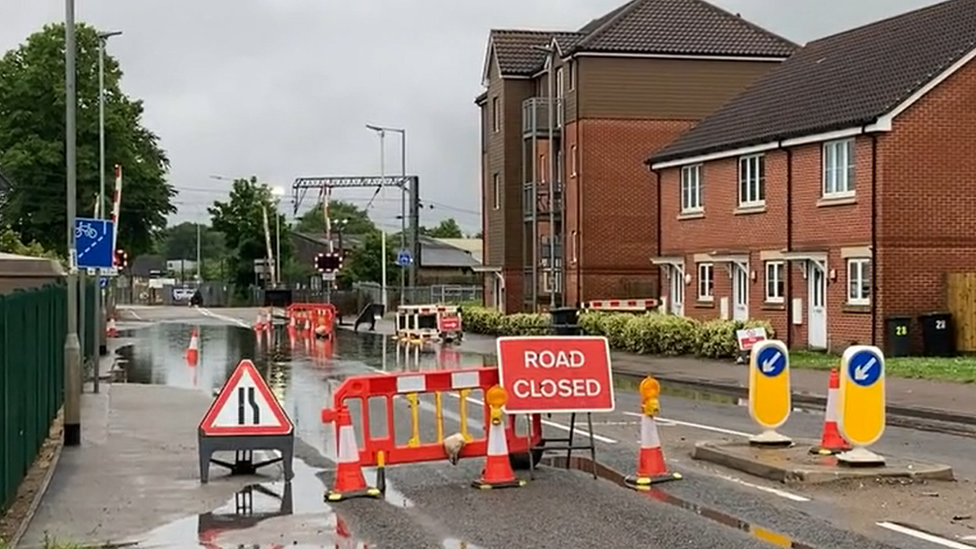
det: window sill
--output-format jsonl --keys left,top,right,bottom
{"left": 734, "top": 205, "right": 766, "bottom": 216}
{"left": 843, "top": 303, "right": 871, "bottom": 314}
{"left": 694, "top": 300, "right": 715, "bottom": 309}
{"left": 762, "top": 302, "right": 786, "bottom": 311}
{"left": 818, "top": 195, "right": 857, "bottom": 208}
{"left": 677, "top": 211, "right": 704, "bottom": 220}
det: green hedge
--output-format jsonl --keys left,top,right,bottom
{"left": 462, "top": 306, "right": 774, "bottom": 359}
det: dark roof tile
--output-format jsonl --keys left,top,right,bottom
{"left": 651, "top": 0, "right": 976, "bottom": 164}
{"left": 491, "top": 30, "right": 582, "bottom": 76}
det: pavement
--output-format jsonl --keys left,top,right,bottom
{"left": 14, "top": 305, "right": 976, "bottom": 549}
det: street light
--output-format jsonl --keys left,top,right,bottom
{"left": 94, "top": 30, "right": 121, "bottom": 395}
{"left": 64, "top": 0, "right": 82, "bottom": 447}
{"left": 366, "top": 123, "right": 407, "bottom": 306}
{"left": 270, "top": 186, "right": 285, "bottom": 286}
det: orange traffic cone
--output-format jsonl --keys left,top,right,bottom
{"left": 185, "top": 328, "right": 199, "bottom": 366}
{"left": 812, "top": 368, "right": 852, "bottom": 455}
{"left": 472, "top": 409, "right": 525, "bottom": 489}
{"left": 324, "top": 407, "right": 380, "bottom": 501}
{"left": 106, "top": 317, "right": 118, "bottom": 338}
{"left": 624, "top": 413, "right": 682, "bottom": 490}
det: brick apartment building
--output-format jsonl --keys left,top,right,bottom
{"left": 647, "top": 0, "right": 976, "bottom": 353}
{"left": 476, "top": 0, "right": 797, "bottom": 312}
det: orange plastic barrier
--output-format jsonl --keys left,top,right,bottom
{"left": 321, "top": 368, "right": 543, "bottom": 467}
{"left": 286, "top": 303, "right": 337, "bottom": 336}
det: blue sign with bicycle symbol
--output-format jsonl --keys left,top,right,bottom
{"left": 74, "top": 217, "right": 115, "bottom": 269}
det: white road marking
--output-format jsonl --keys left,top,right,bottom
{"left": 448, "top": 392, "right": 618, "bottom": 444}
{"left": 716, "top": 474, "right": 810, "bottom": 502}
{"left": 623, "top": 411, "right": 752, "bottom": 438}
{"left": 877, "top": 522, "right": 975, "bottom": 549}
{"left": 198, "top": 307, "right": 251, "bottom": 328}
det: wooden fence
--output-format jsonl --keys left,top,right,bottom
{"left": 946, "top": 273, "right": 976, "bottom": 352}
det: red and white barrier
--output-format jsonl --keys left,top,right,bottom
{"left": 583, "top": 298, "right": 659, "bottom": 311}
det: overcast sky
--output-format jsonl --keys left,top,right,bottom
{"left": 0, "top": 0, "right": 943, "bottom": 234}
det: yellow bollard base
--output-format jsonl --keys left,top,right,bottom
{"left": 809, "top": 445, "right": 851, "bottom": 456}
{"left": 324, "top": 487, "right": 383, "bottom": 502}
{"left": 471, "top": 478, "right": 526, "bottom": 490}
{"left": 623, "top": 472, "right": 683, "bottom": 490}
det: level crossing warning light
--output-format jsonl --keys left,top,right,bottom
{"left": 315, "top": 252, "right": 343, "bottom": 273}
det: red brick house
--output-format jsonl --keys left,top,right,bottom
{"left": 476, "top": 0, "right": 796, "bottom": 313}
{"left": 647, "top": 0, "right": 976, "bottom": 353}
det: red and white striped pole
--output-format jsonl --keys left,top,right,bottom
{"left": 111, "top": 164, "right": 122, "bottom": 250}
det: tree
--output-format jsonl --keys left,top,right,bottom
{"left": 209, "top": 177, "right": 292, "bottom": 290}
{"left": 341, "top": 230, "right": 397, "bottom": 286}
{"left": 294, "top": 200, "right": 376, "bottom": 235}
{"left": 159, "top": 222, "right": 226, "bottom": 260}
{"left": 0, "top": 23, "right": 176, "bottom": 257}
{"left": 473, "top": 230, "right": 483, "bottom": 239}
{"left": 421, "top": 218, "right": 463, "bottom": 238}
{"left": 0, "top": 226, "right": 60, "bottom": 261}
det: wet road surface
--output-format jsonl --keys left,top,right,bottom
{"left": 108, "top": 306, "right": 976, "bottom": 549}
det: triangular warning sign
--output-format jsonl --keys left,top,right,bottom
{"left": 199, "top": 359, "right": 293, "bottom": 436}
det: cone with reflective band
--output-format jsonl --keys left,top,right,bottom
{"left": 472, "top": 414, "right": 524, "bottom": 489}
{"left": 812, "top": 368, "right": 852, "bottom": 455}
{"left": 185, "top": 328, "right": 199, "bottom": 366}
{"left": 106, "top": 317, "right": 118, "bottom": 338}
{"left": 624, "top": 414, "right": 681, "bottom": 489}
{"left": 326, "top": 407, "right": 380, "bottom": 501}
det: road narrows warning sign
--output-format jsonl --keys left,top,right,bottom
{"left": 496, "top": 335, "right": 615, "bottom": 414}
{"left": 199, "top": 359, "right": 293, "bottom": 436}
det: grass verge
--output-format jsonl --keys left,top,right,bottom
{"left": 789, "top": 351, "right": 976, "bottom": 383}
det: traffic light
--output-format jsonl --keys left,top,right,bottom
{"left": 113, "top": 249, "right": 128, "bottom": 268}
{"left": 315, "top": 252, "right": 342, "bottom": 273}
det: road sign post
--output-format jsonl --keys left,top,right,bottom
{"left": 496, "top": 335, "right": 615, "bottom": 478}
{"left": 747, "top": 339, "right": 793, "bottom": 446}
{"left": 837, "top": 345, "right": 886, "bottom": 466}
{"left": 74, "top": 218, "right": 115, "bottom": 269}
{"left": 197, "top": 359, "right": 295, "bottom": 483}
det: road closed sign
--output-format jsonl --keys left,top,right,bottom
{"left": 496, "top": 336, "right": 615, "bottom": 414}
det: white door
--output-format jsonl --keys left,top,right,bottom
{"left": 669, "top": 267, "right": 684, "bottom": 316}
{"left": 808, "top": 263, "right": 827, "bottom": 348}
{"left": 493, "top": 276, "right": 504, "bottom": 312}
{"left": 732, "top": 265, "right": 749, "bottom": 321}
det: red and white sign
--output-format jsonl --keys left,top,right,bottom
{"left": 496, "top": 336, "right": 615, "bottom": 414}
{"left": 199, "top": 359, "right": 293, "bottom": 437}
{"left": 439, "top": 314, "right": 461, "bottom": 332}
{"left": 736, "top": 327, "right": 768, "bottom": 352}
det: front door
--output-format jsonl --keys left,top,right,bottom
{"left": 669, "top": 266, "right": 684, "bottom": 316}
{"left": 493, "top": 276, "right": 504, "bottom": 312}
{"left": 732, "top": 264, "right": 749, "bottom": 321}
{"left": 808, "top": 263, "right": 827, "bottom": 349}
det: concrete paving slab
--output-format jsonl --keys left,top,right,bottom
{"left": 691, "top": 440, "right": 954, "bottom": 485}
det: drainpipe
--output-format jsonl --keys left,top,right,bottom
{"left": 785, "top": 149, "right": 793, "bottom": 348}
{"left": 870, "top": 132, "right": 878, "bottom": 346}
{"left": 575, "top": 81, "right": 582, "bottom": 307}
{"left": 654, "top": 168, "right": 662, "bottom": 300}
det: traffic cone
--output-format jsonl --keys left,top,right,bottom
{"left": 624, "top": 414, "right": 682, "bottom": 490}
{"left": 106, "top": 317, "right": 118, "bottom": 338}
{"left": 185, "top": 328, "right": 199, "bottom": 366}
{"left": 324, "top": 407, "right": 381, "bottom": 501}
{"left": 811, "top": 368, "right": 852, "bottom": 455}
{"left": 472, "top": 411, "right": 525, "bottom": 489}
{"left": 253, "top": 311, "right": 264, "bottom": 331}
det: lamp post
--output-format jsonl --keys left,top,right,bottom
{"left": 270, "top": 186, "right": 285, "bottom": 286}
{"left": 366, "top": 124, "right": 407, "bottom": 305}
{"left": 64, "top": 0, "right": 82, "bottom": 446}
{"left": 365, "top": 126, "right": 391, "bottom": 311}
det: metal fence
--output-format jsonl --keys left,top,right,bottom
{"left": 353, "top": 282, "right": 482, "bottom": 306}
{"left": 0, "top": 284, "right": 68, "bottom": 513}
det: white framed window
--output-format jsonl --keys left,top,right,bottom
{"left": 568, "top": 62, "right": 575, "bottom": 91}
{"left": 555, "top": 66, "right": 564, "bottom": 99}
{"left": 539, "top": 154, "right": 546, "bottom": 182}
{"left": 847, "top": 258, "right": 871, "bottom": 305}
{"left": 492, "top": 97, "right": 500, "bottom": 133}
{"left": 570, "top": 145, "right": 578, "bottom": 177}
{"left": 765, "top": 261, "right": 785, "bottom": 303}
{"left": 738, "top": 154, "right": 765, "bottom": 207}
{"left": 570, "top": 230, "right": 579, "bottom": 263}
{"left": 697, "top": 263, "right": 714, "bottom": 301}
{"left": 542, "top": 269, "right": 562, "bottom": 293}
{"left": 492, "top": 173, "right": 501, "bottom": 210}
{"left": 680, "top": 164, "right": 703, "bottom": 213}
{"left": 823, "top": 138, "right": 855, "bottom": 197}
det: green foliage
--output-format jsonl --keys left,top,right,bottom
{"left": 0, "top": 22, "right": 176, "bottom": 257}
{"left": 208, "top": 177, "right": 292, "bottom": 290}
{"left": 158, "top": 222, "right": 226, "bottom": 260}
{"left": 463, "top": 306, "right": 775, "bottom": 359}
{"left": 294, "top": 200, "right": 376, "bottom": 235}
{"left": 340, "top": 230, "right": 397, "bottom": 285}
{"left": 0, "top": 226, "right": 61, "bottom": 261}
{"left": 421, "top": 218, "right": 463, "bottom": 239}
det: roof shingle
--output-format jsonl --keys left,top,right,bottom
{"left": 487, "top": 0, "right": 796, "bottom": 78}
{"left": 650, "top": 0, "right": 976, "bottom": 165}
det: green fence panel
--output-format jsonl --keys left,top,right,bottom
{"left": 1, "top": 284, "right": 67, "bottom": 514}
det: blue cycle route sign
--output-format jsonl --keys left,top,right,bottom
{"left": 74, "top": 218, "right": 115, "bottom": 269}
{"left": 847, "top": 349, "right": 883, "bottom": 387}
{"left": 396, "top": 249, "right": 413, "bottom": 267}
{"left": 756, "top": 346, "right": 786, "bottom": 378}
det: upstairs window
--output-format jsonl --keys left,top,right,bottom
{"left": 738, "top": 154, "right": 765, "bottom": 207}
{"left": 492, "top": 173, "right": 501, "bottom": 210}
{"left": 680, "top": 164, "right": 703, "bottom": 213}
{"left": 492, "top": 97, "right": 500, "bottom": 133}
{"left": 823, "top": 139, "right": 855, "bottom": 197}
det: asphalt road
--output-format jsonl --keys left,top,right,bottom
{"left": 118, "top": 305, "right": 976, "bottom": 549}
